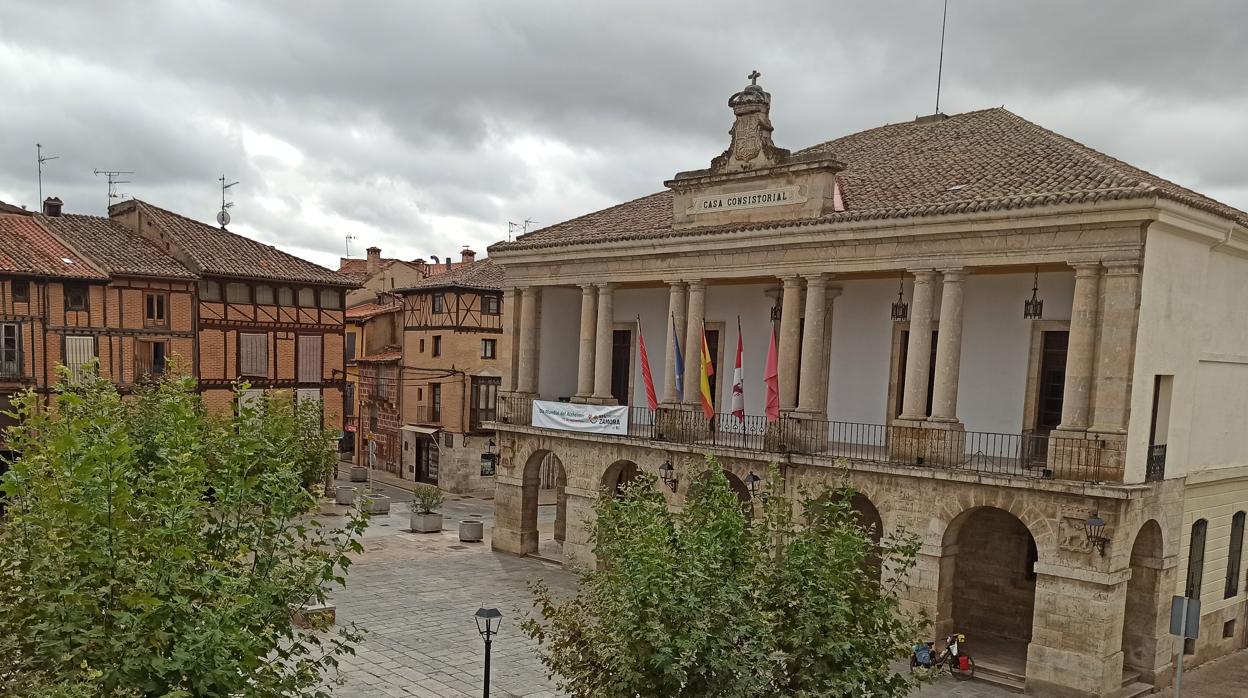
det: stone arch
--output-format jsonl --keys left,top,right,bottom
{"left": 936, "top": 492, "right": 1054, "bottom": 558}
{"left": 520, "top": 449, "right": 567, "bottom": 559}
{"left": 601, "top": 459, "right": 642, "bottom": 497}
{"left": 937, "top": 506, "right": 1039, "bottom": 666}
{"left": 1122, "top": 519, "right": 1168, "bottom": 684}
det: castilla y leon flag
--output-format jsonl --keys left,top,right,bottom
{"left": 731, "top": 317, "right": 745, "bottom": 422}
{"left": 698, "top": 321, "right": 715, "bottom": 419}
{"left": 636, "top": 316, "right": 658, "bottom": 411}
{"left": 764, "top": 324, "right": 780, "bottom": 422}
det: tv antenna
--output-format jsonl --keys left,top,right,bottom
{"left": 36, "top": 143, "right": 59, "bottom": 204}
{"left": 934, "top": 0, "right": 950, "bottom": 114}
{"left": 507, "top": 218, "right": 536, "bottom": 241}
{"left": 345, "top": 233, "right": 359, "bottom": 257}
{"left": 93, "top": 169, "right": 134, "bottom": 211}
{"left": 217, "top": 174, "right": 239, "bottom": 227}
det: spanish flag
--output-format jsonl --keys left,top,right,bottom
{"left": 698, "top": 322, "right": 715, "bottom": 419}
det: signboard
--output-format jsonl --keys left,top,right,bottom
{"left": 689, "top": 185, "right": 804, "bottom": 214}
{"left": 1170, "top": 595, "right": 1200, "bottom": 639}
{"left": 531, "top": 400, "right": 629, "bottom": 436}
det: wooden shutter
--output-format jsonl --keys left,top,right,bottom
{"left": 297, "top": 335, "right": 322, "bottom": 383}
{"left": 239, "top": 333, "right": 268, "bottom": 376}
{"left": 65, "top": 336, "right": 95, "bottom": 381}
{"left": 1228, "top": 512, "right": 1246, "bottom": 598}
{"left": 1187, "top": 519, "right": 1208, "bottom": 599}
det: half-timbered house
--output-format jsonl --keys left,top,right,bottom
{"left": 343, "top": 298, "right": 402, "bottom": 468}
{"left": 394, "top": 254, "right": 505, "bottom": 492}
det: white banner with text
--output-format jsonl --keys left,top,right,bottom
{"left": 531, "top": 400, "right": 629, "bottom": 435}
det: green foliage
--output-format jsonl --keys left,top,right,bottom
{"left": 523, "top": 457, "right": 925, "bottom": 698}
{"left": 410, "top": 484, "right": 444, "bottom": 514}
{"left": 0, "top": 373, "right": 368, "bottom": 697}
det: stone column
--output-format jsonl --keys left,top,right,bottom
{"left": 682, "top": 281, "right": 706, "bottom": 404}
{"left": 662, "top": 282, "right": 686, "bottom": 404}
{"left": 899, "top": 270, "right": 938, "bottom": 421}
{"left": 573, "top": 284, "right": 597, "bottom": 401}
{"left": 1026, "top": 565, "right": 1133, "bottom": 697}
{"left": 516, "top": 286, "right": 541, "bottom": 395}
{"left": 777, "top": 276, "right": 803, "bottom": 411}
{"left": 817, "top": 286, "right": 842, "bottom": 412}
{"left": 503, "top": 287, "right": 522, "bottom": 393}
{"left": 929, "top": 268, "right": 966, "bottom": 424}
{"left": 796, "top": 274, "right": 829, "bottom": 416}
{"left": 591, "top": 284, "right": 616, "bottom": 403}
{"left": 1090, "top": 261, "right": 1142, "bottom": 436}
{"left": 1056, "top": 263, "right": 1102, "bottom": 432}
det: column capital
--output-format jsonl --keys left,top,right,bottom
{"left": 802, "top": 273, "right": 829, "bottom": 287}
{"left": 781, "top": 275, "right": 804, "bottom": 289}
{"left": 596, "top": 282, "right": 617, "bottom": 293}
{"left": 686, "top": 279, "right": 706, "bottom": 291}
{"left": 937, "top": 267, "right": 967, "bottom": 281}
{"left": 1070, "top": 261, "right": 1104, "bottom": 276}
{"left": 579, "top": 283, "right": 597, "bottom": 293}
{"left": 1102, "top": 260, "right": 1141, "bottom": 276}
{"left": 909, "top": 269, "right": 939, "bottom": 282}
{"left": 666, "top": 279, "right": 687, "bottom": 288}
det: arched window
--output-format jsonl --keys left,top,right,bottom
{"left": 1186, "top": 519, "right": 1208, "bottom": 599}
{"left": 1226, "top": 512, "right": 1245, "bottom": 598}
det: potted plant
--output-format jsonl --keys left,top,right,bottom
{"left": 410, "top": 484, "right": 444, "bottom": 533}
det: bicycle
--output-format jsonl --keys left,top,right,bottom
{"left": 910, "top": 632, "right": 975, "bottom": 680}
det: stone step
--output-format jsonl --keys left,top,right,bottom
{"left": 1108, "top": 682, "right": 1155, "bottom": 698}
{"left": 972, "top": 661, "right": 1026, "bottom": 694}
{"left": 1120, "top": 669, "right": 1141, "bottom": 687}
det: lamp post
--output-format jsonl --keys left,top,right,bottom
{"left": 659, "top": 457, "right": 678, "bottom": 492}
{"left": 474, "top": 607, "right": 502, "bottom": 698}
{"left": 744, "top": 471, "right": 768, "bottom": 501}
{"left": 1084, "top": 512, "right": 1108, "bottom": 556}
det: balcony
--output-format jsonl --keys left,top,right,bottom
{"left": 496, "top": 396, "right": 1127, "bottom": 483}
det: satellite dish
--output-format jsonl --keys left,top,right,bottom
{"left": 216, "top": 209, "right": 231, "bottom": 227}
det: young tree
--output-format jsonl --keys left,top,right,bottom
{"left": 0, "top": 371, "right": 367, "bottom": 697}
{"left": 523, "top": 457, "right": 925, "bottom": 698}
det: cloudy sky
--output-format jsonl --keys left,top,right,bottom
{"left": 1, "top": 1, "right": 1245, "bottom": 268}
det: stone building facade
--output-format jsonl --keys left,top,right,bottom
{"left": 485, "top": 76, "right": 1248, "bottom": 696}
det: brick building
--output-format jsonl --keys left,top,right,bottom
{"left": 339, "top": 246, "right": 428, "bottom": 308}
{"left": 343, "top": 298, "right": 402, "bottom": 468}
{"left": 393, "top": 252, "right": 505, "bottom": 492}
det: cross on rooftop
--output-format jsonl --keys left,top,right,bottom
{"left": 748, "top": 70, "right": 761, "bottom": 84}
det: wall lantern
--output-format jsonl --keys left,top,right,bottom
{"left": 744, "top": 471, "right": 768, "bottom": 501}
{"left": 890, "top": 274, "right": 909, "bottom": 321}
{"left": 1024, "top": 267, "right": 1044, "bottom": 320}
{"left": 658, "top": 457, "right": 678, "bottom": 492}
{"left": 770, "top": 304, "right": 781, "bottom": 322}
{"left": 480, "top": 438, "right": 498, "bottom": 476}
{"left": 1084, "top": 512, "right": 1108, "bottom": 556}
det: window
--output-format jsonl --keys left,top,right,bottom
{"left": 239, "top": 333, "right": 268, "bottom": 376}
{"left": 144, "top": 292, "right": 167, "bottom": 327}
{"left": 238, "top": 389, "right": 264, "bottom": 415}
{"left": 1228, "top": 512, "right": 1246, "bottom": 598}
{"left": 1187, "top": 519, "right": 1208, "bottom": 599}
{"left": 417, "top": 387, "right": 423, "bottom": 402}
{"left": 432, "top": 336, "right": 442, "bottom": 357}
{"left": 64, "top": 335, "right": 95, "bottom": 382}
{"left": 345, "top": 332, "right": 357, "bottom": 363}
{"left": 481, "top": 338, "right": 497, "bottom": 359}
{"left": 430, "top": 383, "right": 442, "bottom": 422}
{"left": 201, "top": 280, "right": 221, "bottom": 301}
{"left": 419, "top": 338, "right": 425, "bottom": 353}
{"left": 297, "top": 287, "right": 316, "bottom": 307}
{"left": 297, "top": 334, "right": 322, "bottom": 383}
{"left": 254, "top": 285, "right": 275, "bottom": 305}
{"left": 470, "top": 376, "right": 500, "bottom": 430}
{"left": 278, "top": 287, "right": 294, "bottom": 306}
{"left": 12, "top": 280, "right": 28, "bottom": 303}
{"left": 344, "top": 383, "right": 355, "bottom": 416}
{"left": 319, "top": 289, "right": 341, "bottom": 309}
{"left": 226, "top": 283, "right": 251, "bottom": 303}
{"left": 0, "top": 323, "right": 20, "bottom": 377}
{"left": 136, "top": 340, "right": 167, "bottom": 378}
{"left": 482, "top": 294, "right": 500, "bottom": 315}
{"left": 432, "top": 293, "right": 445, "bottom": 313}
{"left": 64, "top": 283, "right": 87, "bottom": 311}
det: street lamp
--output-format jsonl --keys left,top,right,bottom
{"left": 1084, "top": 512, "right": 1108, "bottom": 556}
{"left": 744, "top": 471, "right": 767, "bottom": 500}
{"left": 474, "top": 607, "right": 502, "bottom": 697}
{"left": 658, "top": 457, "right": 678, "bottom": 492}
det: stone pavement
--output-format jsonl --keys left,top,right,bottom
{"left": 1182, "top": 646, "right": 1248, "bottom": 697}
{"left": 323, "top": 493, "right": 1019, "bottom": 698}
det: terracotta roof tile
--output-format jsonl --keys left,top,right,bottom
{"left": 0, "top": 214, "right": 107, "bottom": 279}
{"left": 491, "top": 108, "right": 1248, "bottom": 252}
{"left": 395, "top": 258, "right": 502, "bottom": 293}
{"left": 0, "top": 200, "right": 31, "bottom": 215}
{"left": 125, "top": 200, "right": 356, "bottom": 286}
{"left": 37, "top": 213, "right": 196, "bottom": 279}
{"left": 345, "top": 301, "right": 400, "bottom": 321}
{"left": 355, "top": 349, "right": 402, "bottom": 363}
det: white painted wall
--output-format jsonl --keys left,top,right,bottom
{"left": 703, "top": 283, "right": 774, "bottom": 413}
{"left": 826, "top": 278, "right": 900, "bottom": 425}
{"left": 614, "top": 286, "right": 675, "bottom": 405}
{"left": 536, "top": 286, "right": 579, "bottom": 400}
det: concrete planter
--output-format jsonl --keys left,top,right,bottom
{"left": 365, "top": 495, "right": 391, "bottom": 514}
{"left": 349, "top": 466, "right": 369, "bottom": 482}
{"left": 410, "top": 512, "right": 443, "bottom": 533}
{"left": 459, "top": 518, "right": 484, "bottom": 542}
{"left": 293, "top": 603, "right": 336, "bottom": 629}
{"left": 334, "top": 486, "right": 356, "bottom": 505}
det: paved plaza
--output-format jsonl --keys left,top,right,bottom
{"left": 322, "top": 477, "right": 1246, "bottom": 697}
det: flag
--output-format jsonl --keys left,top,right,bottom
{"left": 671, "top": 313, "right": 684, "bottom": 393}
{"left": 764, "top": 324, "right": 780, "bottom": 422}
{"left": 698, "top": 321, "right": 715, "bottom": 420}
{"left": 731, "top": 317, "right": 745, "bottom": 422}
{"left": 637, "top": 316, "right": 658, "bottom": 411}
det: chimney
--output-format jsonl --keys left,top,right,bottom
{"left": 446, "top": 255, "right": 452, "bottom": 271}
{"left": 366, "top": 246, "right": 381, "bottom": 274}
{"left": 42, "top": 196, "right": 63, "bottom": 217}
{"left": 460, "top": 247, "right": 476, "bottom": 264}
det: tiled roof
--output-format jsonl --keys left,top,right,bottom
{"left": 338, "top": 257, "right": 424, "bottom": 282}
{"left": 37, "top": 214, "right": 196, "bottom": 279}
{"left": 355, "top": 349, "right": 402, "bottom": 363}
{"left": 123, "top": 200, "right": 356, "bottom": 287}
{"left": 395, "top": 258, "right": 502, "bottom": 293}
{"left": 0, "top": 200, "right": 31, "bottom": 215}
{"left": 491, "top": 107, "right": 1248, "bottom": 252}
{"left": 0, "top": 214, "right": 107, "bottom": 279}
{"left": 345, "top": 301, "right": 400, "bottom": 321}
